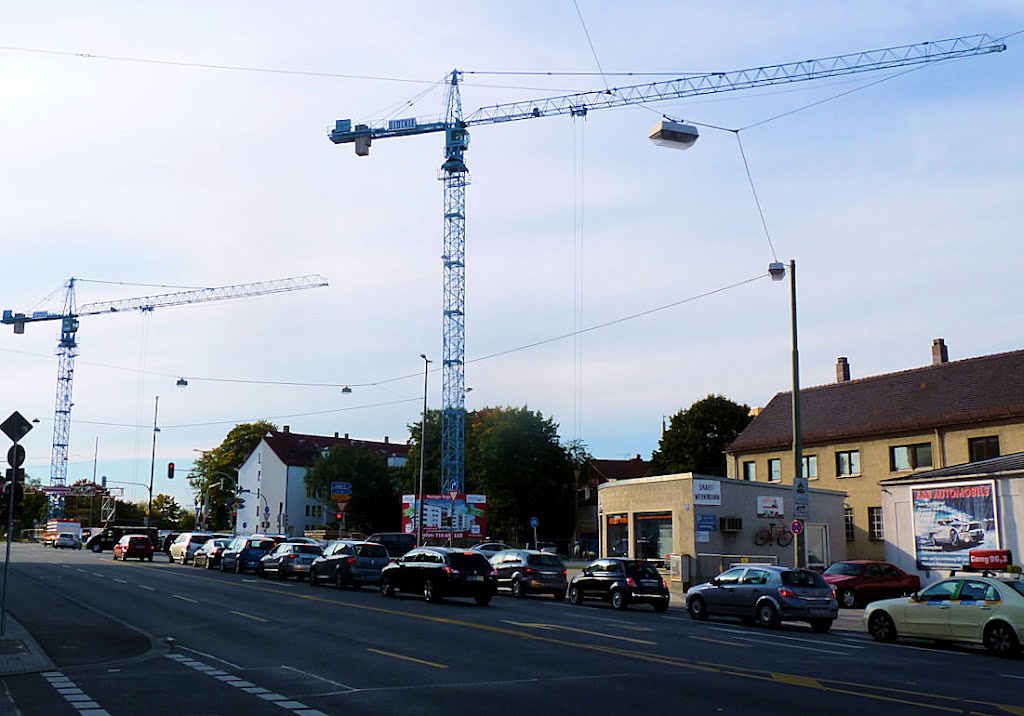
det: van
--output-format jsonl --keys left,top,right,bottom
{"left": 367, "top": 532, "right": 417, "bottom": 558}
{"left": 86, "top": 526, "right": 160, "bottom": 553}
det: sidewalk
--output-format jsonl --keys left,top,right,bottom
{"left": 0, "top": 612, "right": 54, "bottom": 676}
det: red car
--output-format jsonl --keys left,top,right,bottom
{"left": 823, "top": 560, "right": 920, "bottom": 608}
{"left": 113, "top": 534, "right": 155, "bottom": 562}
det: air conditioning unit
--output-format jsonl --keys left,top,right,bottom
{"left": 720, "top": 517, "right": 743, "bottom": 533}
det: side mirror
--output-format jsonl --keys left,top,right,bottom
{"left": 710, "top": 578, "right": 720, "bottom": 586}
{"left": 910, "top": 592, "right": 921, "bottom": 602}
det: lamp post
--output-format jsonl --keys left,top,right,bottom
{"left": 769, "top": 259, "right": 807, "bottom": 568}
{"left": 146, "top": 396, "right": 160, "bottom": 528}
{"left": 417, "top": 353, "right": 431, "bottom": 547}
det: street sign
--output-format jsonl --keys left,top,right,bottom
{"left": 790, "top": 519, "right": 805, "bottom": 536}
{"left": 263, "top": 506, "right": 271, "bottom": 519}
{"left": 0, "top": 412, "right": 33, "bottom": 443}
{"left": 449, "top": 490, "right": 459, "bottom": 501}
{"left": 6, "top": 445, "right": 25, "bottom": 469}
{"left": 335, "top": 494, "right": 352, "bottom": 503}
{"left": 529, "top": 516, "right": 539, "bottom": 529}
{"left": 330, "top": 481, "right": 353, "bottom": 499}
{"left": 794, "top": 502, "right": 809, "bottom": 520}
{"left": 41, "top": 485, "right": 70, "bottom": 495}
{"left": 336, "top": 501, "right": 349, "bottom": 515}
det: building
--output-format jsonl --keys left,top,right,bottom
{"left": 597, "top": 473, "right": 846, "bottom": 586}
{"left": 234, "top": 426, "right": 409, "bottom": 537}
{"left": 880, "top": 452, "right": 1024, "bottom": 581}
{"left": 726, "top": 340, "right": 1024, "bottom": 561}
{"left": 575, "top": 455, "right": 652, "bottom": 554}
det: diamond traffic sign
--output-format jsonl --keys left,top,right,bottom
{"left": 1, "top": 412, "right": 33, "bottom": 443}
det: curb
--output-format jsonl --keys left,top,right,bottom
{"left": 0, "top": 612, "right": 55, "bottom": 676}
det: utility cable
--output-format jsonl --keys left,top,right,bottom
{"left": 572, "top": 0, "right": 610, "bottom": 92}
{"left": 733, "top": 133, "right": 778, "bottom": 263}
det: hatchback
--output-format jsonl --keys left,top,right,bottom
{"left": 192, "top": 538, "right": 231, "bottom": 569}
{"left": 54, "top": 533, "right": 82, "bottom": 550}
{"left": 471, "top": 542, "right": 514, "bottom": 559}
{"left": 823, "top": 561, "right": 921, "bottom": 608}
{"left": 568, "top": 558, "right": 670, "bottom": 612}
{"left": 169, "top": 532, "right": 214, "bottom": 565}
{"left": 367, "top": 532, "right": 417, "bottom": 558}
{"left": 221, "top": 536, "right": 279, "bottom": 573}
{"left": 491, "top": 549, "right": 567, "bottom": 599}
{"left": 258, "top": 543, "right": 323, "bottom": 580}
{"left": 310, "top": 540, "right": 390, "bottom": 588}
{"left": 380, "top": 547, "right": 497, "bottom": 605}
{"left": 113, "top": 535, "right": 155, "bottom": 562}
{"left": 686, "top": 565, "right": 838, "bottom": 632}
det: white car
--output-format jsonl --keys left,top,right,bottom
{"left": 471, "top": 542, "right": 513, "bottom": 558}
{"left": 53, "top": 533, "right": 82, "bottom": 550}
{"left": 864, "top": 574, "right": 1024, "bottom": 657}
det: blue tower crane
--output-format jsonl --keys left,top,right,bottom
{"left": 328, "top": 34, "right": 1006, "bottom": 497}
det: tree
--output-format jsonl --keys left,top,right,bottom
{"left": 465, "top": 406, "right": 572, "bottom": 546}
{"left": 305, "top": 442, "right": 399, "bottom": 534}
{"left": 564, "top": 438, "right": 593, "bottom": 545}
{"left": 190, "top": 421, "right": 276, "bottom": 531}
{"left": 650, "top": 394, "right": 753, "bottom": 476}
{"left": 149, "top": 494, "right": 182, "bottom": 529}
{"left": 399, "top": 408, "right": 443, "bottom": 496}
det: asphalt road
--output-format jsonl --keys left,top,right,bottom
{"left": 1, "top": 543, "right": 1021, "bottom": 716}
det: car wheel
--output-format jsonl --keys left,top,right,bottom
{"left": 984, "top": 621, "right": 1020, "bottom": 657}
{"left": 380, "top": 576, "right": 395, "bottom": 597}
{"left": 568, "top": 585, "right": 583, "bottom": 606}
{"left": 256, "top": 564, "right": 265, "bottom": 577}
{"left": 809, "top": 619, "right": 832, "bottom": 633}
{"left": 610, "top": 589, "right": 628, "bottom": 610}
{"left": 552, "top": 591, "right": 566, "bottom": 602}
{"left": 474, "top": 594, "right": 492, "bottom": 607}
{"left": 277, "top": 566, "right": 287, "bottom": 580}
{"left": 309, "top": 570, "right": 319, "bottom": 586}
{"left": 511, "top": 579, "right": 525, "bottom": 599}
{"left": 756, "top": 602, "right": 780, "bottom": 628}
{"left": 839, "top": 589, "right": 857, "bottom": 609}
{"left": 688, "top": 596, "right": 708, "bottom": 621}
{"left": 335, "top": 570, "right": 347, "bottom": 590}
{"left": 235, "top": 561, "right": 243, "bottom": 574}
{"left": 220, "top": 561, "right": 228, "bottom": 572}
{"left": 424, "top": 579, "right": 440, "bottom": 603}
{"left": 148, "top": 556, "right": 154, "bottom": 562}
{"left": 92, "top": 544, "right": 102, "bottom": 553}
{"left": 948, "top": 530, "right": 960, "bottom": 548}
{"left": 205, "top": 558, "right": 214, "bottom": 570}
{"left": 653, "top": 600, "right": 669, "bottom": 613}
{"left": 868, "top": 611, "right": 897, "bottom": 643}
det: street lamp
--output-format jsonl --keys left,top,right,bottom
{"left": 648, "top": 120, "right": 699, "bottom": 150}
{"left": 417, "top": 353, "right": 432, "bottom": 547}
{"left": 770, "top": 260, "right": 807, "bottom": 568}
{"left": 146, "top": 396, "right": 160, "bottom": 528}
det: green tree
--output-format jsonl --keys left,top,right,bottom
{"left": 149, "top": 493, "right": 182, "bottom": 529}
{"left": 564, "top": 438, "right": 592, "bottom": 544}
{"left": 399, "top": 408, "right": 443, "bottom": 495}
{"left": 650, "top": 394, "right": 753, "bottom": 476}
{"left": 465, "top": 406, "right": 572, "bottom": 546}
{"left": 190, "top": 421, "right": 276, "bottom": 531}
{"left": 305, "top": 442, "right": 399, "bottom": 534}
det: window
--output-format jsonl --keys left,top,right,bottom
{"left": 844, "top": 507, "right": 855, "bottom": 542}
{"left": 716, "top": 568, "right": 746, "bottom": 585}
{"left": 919, "top": 580, "right": 959, "bottom": 602}
{"left": 868, "top": 507, "right": 884, "bottom": 541}
{"left": 968, "top": 436, "right": 1000, "bottom": 462}
{"left": 890, "top": 443, "right": 933, "bottom": 471}
{"left": 634, "top": 512, "right": 672, "bottom": 560}
{"left": 768, "top": 459, "right": 782, "bottom": 483}
{"left": 742, "top": 461, "right": 756, "bottom": 481}
{"left": 801, "top": 455, "right": 818, "bottom": 480}
{"left": 742, "top": 568, "right": 770, "bottom": 585}
{"left": 836, "top": 450, "right": 860, "bottom": 477}
{"left": 305, "top": 505, "right": 310, "bottom": 517}
{"left": 606, "top": 514, "right": 629, "bottom": 557}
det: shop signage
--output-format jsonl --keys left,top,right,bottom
{"left": 757, "top": 496, "right": 784, "bottom": 518}
{"left": 968, "top": 549, "right": 1011, "bottom": 571}
{"left": 693, "top": 479, "right": 721, "bottom": 505}
{"left": 696, "top": 514, "right": 717, "bottom": 532}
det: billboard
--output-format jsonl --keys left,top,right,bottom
{"left": 912, "top": 481, "right": 1000, "bottom": 570}
{"left": 401, "top": 494, "right": 488, "bottom": 541}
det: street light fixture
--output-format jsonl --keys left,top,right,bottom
{"left": 417, "top": 353, "right": 432, "bottom": 547}
{"left": 770, "top": 259, "right": 807, "bottom": 568}
{"left": 176, "top": 377, "right": 188, "bottom": 387}
{"left": 648, "top": 120, "right": 699, "bottom": 150}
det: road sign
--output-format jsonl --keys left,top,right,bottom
{"left": 336, "top": 501, "right": 349, "bottom": 515}
{"left": 334, "top": 493, "right": 352, "bottom": 503}
{"left": 0, "top": 412, "right": 33, "bottom": 443}
{"left": 794, "top": 502, "right": 809, "bottom": 519}
{"left": 41, "top": 485, "right": 70, "bottom": 495}
{"left": 7, "top": 444, "right": 25, "bottom": 469}
{"left": 790, "top": 519, "right": 805, "bottom": 536}
{"left": 449, "top": 490, "right": 459, "bottom": 501}
{"left": 529, "top": 516, "right": 539, "bottom": 529}
{"left": 263, "top": 505, "right": 271, "bottom": 518}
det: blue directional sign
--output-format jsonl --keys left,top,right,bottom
{"left": 696, "top": 514, "right": 717, "bottom": 532}
{"left": 530, "top": 516, "right": 539, "bottom": 529}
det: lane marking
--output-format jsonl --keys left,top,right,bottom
{"left": 113, "top": 579, "right": 128, "bottom": 584}
{"left": 176, "top": 645, "right": 243, "bottom": 670}
{"left": 690, "top": 635, "right": 749, "bottom": 648}
{"left": 173, "top": 594, "right": 199, "bottom": 603}
{"left": 138, "top": 585, "right": 156, "bottom": 591}
{"left": 366, "top": 648, "right": 448, "bottom": 669}
{"left": 773, "top": 673, "right": 825, "bottom": 689}
{"left": 1002, "top": 674, "right": 1024, "bottom": 681}
{"left": 279, "top": 665, "right": 356, "bottom": 691}
{"left": 706, "top": 625, "right": 866, "bottom": 649}
{"left": 41, "top": 671, "right": 110, "bottom": 716}
{"left": 727, "top": 635, "right": 849, "bottom": 656}
{"left": 500, "top": 620, "right": 656, "bottom": 645}
{"left": 230, "top": 610, "right": 269, "bottom": 623}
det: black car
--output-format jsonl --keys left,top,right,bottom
{"left": 367, "top": 532, "right": 417, "bottom": 558}
{"left": 490, "top": 549, "right": 567, "bottom": 600}
{"left": 161, "top": 531, "right": 182, "bottom": 557}
{"left": 192, "top": 538, "right": 231, "bottom": 570}
{"left": 310, "top": 540, "right": 390, "bottom": 589}
{"left": 221, "top": 535, "right": 279, "bottom": 574}
{"left": 380, "top": 547, "right": 497, "bottom": 605}
{"left": 568, "top": 558, "right": 670, "bottom": 612}
{"left": 257, "top": 543, "right": 323, "bottom": 580}
{"left": 86, "top": 526, "right": 160, "bottom": 554}
{"left": 685, "top": 564, "right": 838, "bottom": 632}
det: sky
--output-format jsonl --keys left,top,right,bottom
{"left": 1, "top": 2, "right": 1022, "bottom": 512}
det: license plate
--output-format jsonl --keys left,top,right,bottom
{"left": 810, "top": 609, "right": 832, "bottom": 617}
{"left": 466, "top": 575, "right": 484, "bottom": 581}
{"left": 641, "top": 580, "right": 659, "bottom": 587}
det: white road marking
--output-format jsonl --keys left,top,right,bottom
{"left": 138, "top": 584, "right": 156, "bottom": 591}
{"left": 705, "top": 625, "right": 866, "bottom": 649}
{"left": 176, "top": 645, "right": 243, "bottom": 670}
{"left": 279, "top": 665, "right": 356, "bottom": 691}
{"left": 41, "top": 672, "right": 110, "bottom": 716}
{"left": 1002, "top": 674, "right": 1024, "bottom": 680}
{"left": 167, "top": 654, "right": 322, "bottom": 715}
{"left": 727, "top": 634, "right": 851, "bottom": 655}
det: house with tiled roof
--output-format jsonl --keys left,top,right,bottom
{"left": 725, "top": 339, "right": 1024, "bottom": 560}
{"left": 235, "top": 426, "right": 409, "bottom": 537}
{"left": 575, "top": 455, "right": 652, "bottom": 554}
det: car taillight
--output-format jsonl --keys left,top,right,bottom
{"left": 443, "top": 566, "right": 453, "bottom": 576}
{"left": 626, "top": 577, "right": 636, "bottom": 588}
{"left": 524, "top": 567, "right": 536, "bottom": 575}
{"left": 285, "top": 554, "right": 298, "bottom": 560}
{"left": 561, "top": 569, "right": 567, "bottom": 577}
{"left": 490, "top": 569, "right": 498, "bottom": 578}
{"left": 662, "top": 578, "right": 668, "bottom": 589}
{"left": 347, "top": 556, "right": 356, "bottom": 564}
{"left": 778, "top": 587, "right": 798, "bottom": 599}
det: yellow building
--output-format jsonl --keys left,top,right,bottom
{"left": 725, "top": 340, "right": 1024, "bottom": 561}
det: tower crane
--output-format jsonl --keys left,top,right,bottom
{"left": 2, "top": 274, "right": 328, "bottom": 515}
{"left": 328, "top": 33, "right": 1006, "bottom": 496}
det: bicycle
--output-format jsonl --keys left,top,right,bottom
{"left": 754, "top": 521, "right": 794, "bottom": 547}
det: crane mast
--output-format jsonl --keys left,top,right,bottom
{"left": 327, "top": 33, "right": 1007, "bottom": 500}
{"left": 2, "top": 274, "right": 328, "bottom": 515}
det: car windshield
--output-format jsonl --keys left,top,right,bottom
{"left": 1003, "top": 580, "right": 1024, "bottom": 598}
{"left": 625, "top": 562, "right": 661, "bottom": 579}
{"left": 527, "top": 554, "right": 563, "bottom": 568}
{"left": 451, "top": 553, "right": 492, "bottom": 571}
{"left": 824, "top": 563, "right": 862, "bottom": 576}
{"left": 295, "top": 545, "right": 322, "bottom": 555}
{"left": 781, "top": 570, "right": 828, "bottom": 588}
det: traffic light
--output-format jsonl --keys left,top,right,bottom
{"left": 336, "top": 512, "right": 343, "bottom": 521}
{"left": 167, "top": 462, "right": 175, "bottom": 479}
{"left": 1, "top": 480, "right": 24, "bottom": 520}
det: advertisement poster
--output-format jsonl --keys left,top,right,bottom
{"left": 912, "top": 481, "right": 1000, "bottom": 570}
{"left": 757, "top": 496, "right": 784, "bottom": 518}
{"left": 401, "top": 493, "right": 487, "bottom": 541}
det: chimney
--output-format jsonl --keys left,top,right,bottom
{"left": 384, "top": 436, "right": 389, "bottom": 444}
{"left": 634, "top": 454, "right": 641, "bottom": 461}
{"left": 334, "top": 432, "right": 339, "bottom": 438}
{"left": 283, "top": 425, "right": 290, "bottom": 433}
{"left": 932, "top": 338, "right": 949, "bottom": 365}
{"left": 344, "top": 433, "right": 349, "bottom": 440}
{"left": 836, "top": 357, "right": 850, "bottom": 383}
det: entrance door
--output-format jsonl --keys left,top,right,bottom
{"left": 805, "top": 524, "right": 829, "bottom": 570}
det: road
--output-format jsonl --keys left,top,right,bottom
{"left": 1, "top": 543, "right": 1021, "bottom": 715}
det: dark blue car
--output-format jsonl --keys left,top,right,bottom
{"left": 221, "top": 536, "right": 279, "bottom": 574}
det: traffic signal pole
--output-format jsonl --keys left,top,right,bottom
{"left": 1, "top": 438, "right": 22, "bottom": 637}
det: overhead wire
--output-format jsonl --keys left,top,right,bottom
{"left": 572, "top": 0, "right": 610, "bottom": 92}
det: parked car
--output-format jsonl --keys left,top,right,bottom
{"left": 568, "top": 558, "right": 670, "bottom": 612}
{"left": 491, "top": 549, "right": 567, "bottom": 600}
{"left": 310, "top": 540, "right": 390, "bottom": 588}
{"left": 161, "top": 531, "right": 182, "bottom": 556}
{"left": 192, "top": 538, "right": 231, "bottom": 570}
{"left": 86, "top": 526, "right": 160, "bottom": 553}
{"left": 865, "top": 575, "right": 1024, "bottom": 657}
{"left": 286, "top": 537, "right": 322, "bottom": 546}
{"left": 54, "top": 533, "right": 82, "bottom": 550}
{"left": 113, "top": 534, "right": 155, "bottom": 562}
{"left": 686, "top": 564, "right": 837, "bottom": 632}
{"left": 824, "top": 561, "right": 921, "bottom": 608}
{"left": 368, "top": 532, "right": 417, "bottom": 558}
{"left": 221, "top": 536, "right": 279, "bottom": 574}
{"left": 169, "top": 533, "right": 214, "bottom": 565}
{"left": 258, "top": 543, "right": 323, "bottom": 580}
{"left": 380, "top": 547, "right": 497, "bottom": 605}
{"left": 471, "top": 542, "right": 513, "bottom": 559}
